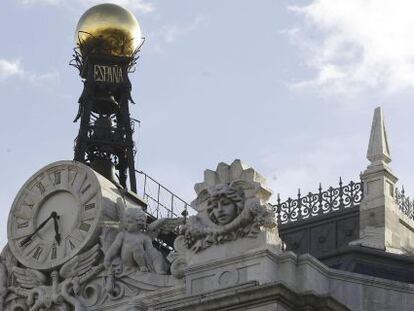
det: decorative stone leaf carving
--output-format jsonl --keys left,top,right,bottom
{"left": 12, "top": 267, "right": 47, "bottom": 289}
{"left": 5, "top": 244, "right": 104, "bottom": 311}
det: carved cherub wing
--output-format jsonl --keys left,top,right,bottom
{"left": 59, "top": 244, "right": 101, "bottom": 280}
{"left": 147, "top": 217, "right": 185, "bottom": 239}
{"left": 116, "top": 197, "right": 126, "bottom": 222}
{"left": 12, "top": 267, "right": 47, "bottom": 289}
{"left": 100, "top": 227, "right": 119, "bottom": 253}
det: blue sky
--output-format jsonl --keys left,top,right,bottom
{"left": 2, "top": 0, "right": 414, "bottom": 247}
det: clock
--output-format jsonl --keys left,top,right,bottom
{"left": 7, "top": 161, "right": 104, "bottom": 271}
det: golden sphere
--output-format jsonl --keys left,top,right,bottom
{"left": 75, "top": 3, "right": 143, "bottom": 57}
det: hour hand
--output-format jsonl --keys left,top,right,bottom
{"left": 53, "top": 214, "right": 61, "bottom": 245}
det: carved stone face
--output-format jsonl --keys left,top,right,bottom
{"left": 211, "top": 197, "right": 238, "bottom": 225}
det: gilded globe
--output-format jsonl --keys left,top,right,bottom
{"left": 75, "top": 3, "right": 143, "bottom": 57}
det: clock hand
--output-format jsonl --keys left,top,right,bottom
{"left": 53, "top": 214, "right": 61, "bottom": 245}
{"left": 20, "top": 212, "right": 56, "bottom": 247}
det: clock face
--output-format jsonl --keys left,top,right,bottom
{"left": 8, "top": 161, "right": 102, "bottom": 270}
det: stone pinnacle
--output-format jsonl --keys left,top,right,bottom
{"left": 367, "top": 107, "right": 391, "bottom": 165}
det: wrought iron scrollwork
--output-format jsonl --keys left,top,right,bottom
{"left": 275, "top": 178, "right": 363, "bottom": 225}
{"left": 395, "top": 187, "right": 414, "bottom": 220}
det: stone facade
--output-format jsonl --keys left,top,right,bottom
{"left": 2, "top": 108, "right": 414, "bottom": 311}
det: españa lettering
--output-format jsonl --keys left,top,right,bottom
{"left": 94, "top": 64, "right": 124, "bottom": 83}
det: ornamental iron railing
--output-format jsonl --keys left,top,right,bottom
{"left": 395, "top": 187, "right": 414, "bottom": 220}
{"left": 274, "top": 178, "right": 363, "bottom": 225}
{"left": 135, "top": 171, "right": 365, "bottom": 227}
{"left": 136, "top": 170, "right": 192, "bottom": 219}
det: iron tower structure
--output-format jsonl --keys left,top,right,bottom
{"left": 71, "top": 26, "right": 143, "bottom": 193}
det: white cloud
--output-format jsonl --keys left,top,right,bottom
{"left": 0, "top": 58, "right": 59, "bottom": 85}
{"left": 148, "top": 16, "right": 207, "bottom": 54}
{"left": 287, "top": 0, "right": 414, "bottom": 95}
{"left": 0, "top": 59, "right": 24, "bottom": 80}
{"left": 16, "top": 0, "right": 155, "bottom": 13}
{"left": 27, "top": 70, "right": 60, "bottom": 86}
{"left": 159, "top": 16, "right": 206, "bottom": 44}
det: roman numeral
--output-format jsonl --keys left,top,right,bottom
{"left": 36, "top": 182, "right": 45, "bottom": 195}
{"left": 85, "top": 203, "right": 95, "bottom": 211}
{"left": 51, "top": 246, "right": 57, "bottom": 259}
{"left": 69, "top": 169, "right": 78, "bottom": 186}
{"left": 32, "top": 247, "right": 43, "bottom": 260}
{"left": 20, "top": 237, "right": 33, "bottom": 248}
{"left": 17, "top": 221, "right": 29, "bottom": 229}
{"left": 79, "top": 222, "right": 91, "bottom": 232}
{"left": 54, "top": 171, "right": 61, "bottom": 185}
{"left": 72, "top": 171, "right": 87, "bottom": 194}
{"left": 69, "top": 240, "right": 76, "bottom": 250}
{"left": 25, "top": 188, "right": 42, "bottom": 206}
{"left": 22, "top": 237, "right": 40, "bottom": 258}
{"left": 81, "top": 184, "right": 91, "bottom": 195}
{"left": 23, "top": 202, "right": 34, "bottom": 209}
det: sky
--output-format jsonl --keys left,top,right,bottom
{"left": 2, "top": 0, "right": 414, "bottom": 248}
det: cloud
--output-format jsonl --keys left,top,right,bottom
{"left": 0, "top": 59, "right": 24, "bottom": 80}
{"left": 148, "top": 16, "right": 207, "bottom": 54}
{"left": 16, "top": 0, "right": 155, "bottom": 13}
{"left": 27, "top": 70, "right": 60, "bottom": 86}
{"left": 287, "top": 0, "right": 414, "bottom": 95}
{"left": 0, "top": 58, "right": 59, "bottom": 85}
{"left": 159, "top": 16, "right": 206, "bottom": 43}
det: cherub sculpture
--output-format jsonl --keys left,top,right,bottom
{"left": 103, "top": 203, "right": 183, "bottom": 275}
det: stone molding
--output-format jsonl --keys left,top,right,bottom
{"left": 151, "top": 282, "right": 350, "bottom": 311}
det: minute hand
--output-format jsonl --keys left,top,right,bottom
{"left": 20, "top": 212, "right": 56, "bottom": 247}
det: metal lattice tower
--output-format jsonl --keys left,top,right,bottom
{"left": 71, "top": 39, "right": 142, "bottom": 193}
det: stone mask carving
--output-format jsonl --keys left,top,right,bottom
{"left": 179, "top": 160, "right": 276, "bottom": 253}
{"left": 207, "top": 184, "right": 244, "bottom": 225}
